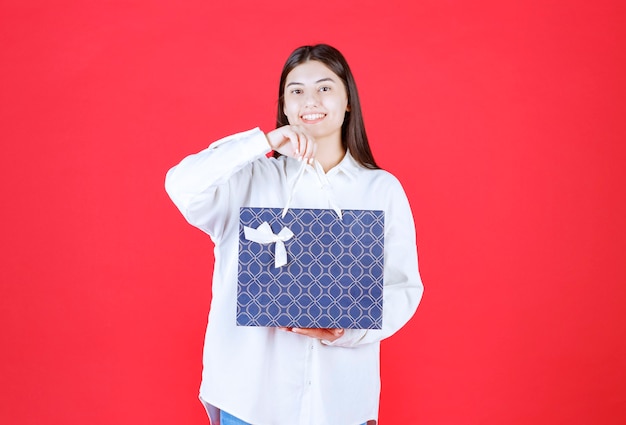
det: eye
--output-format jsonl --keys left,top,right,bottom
{"left": 319, "top": 86, "right": 331, "bottom": 92}
{"left": 289, "top": 88, "right": 303, "bottom": 95}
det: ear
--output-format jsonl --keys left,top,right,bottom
{"left": 346, "top": 104, "right": 351, "bottom": 112}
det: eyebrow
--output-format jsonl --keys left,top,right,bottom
{"left": 286, "top": 77, "right": 336, "bottom": 87}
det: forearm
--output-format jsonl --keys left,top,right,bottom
{"left": 164, "top": 127, "right": 271, "bottom": 231}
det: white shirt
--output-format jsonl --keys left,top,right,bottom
{"left": 165, "top": 128, "right": 423, "bottom": 425}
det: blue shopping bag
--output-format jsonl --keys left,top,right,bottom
{"left": 236, "top": 206, "right": 385, "bottom": 329}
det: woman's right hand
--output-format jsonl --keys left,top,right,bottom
{"left": 266, "top": 125, "right": 317, "bottom": 162}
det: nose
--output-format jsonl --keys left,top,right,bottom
{"left": 303, "top": 90, "right": 320, "bottom": 107}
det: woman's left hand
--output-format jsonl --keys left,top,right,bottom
{"left": 279, "top": 327, "right": 344, "bottom": 342}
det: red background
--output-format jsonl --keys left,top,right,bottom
{"left": 1, "top": 1, "right": 625, "bottom": 424}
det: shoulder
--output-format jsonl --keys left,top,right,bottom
{"left": 355, "top": 167, "right": 416, "bottom": 218}
{"left": 356, "top": 167, "right": 405, "bottom": 192}
{"left": 343, "top": 153, "right": 403, "bottom": 186}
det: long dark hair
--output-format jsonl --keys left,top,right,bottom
{"left": 274, "top": 44, "right": 379, "bottom": 169}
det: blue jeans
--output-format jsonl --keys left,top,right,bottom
{"left": 221, "top": 410, "right": 367, "bottom": 425}
{"left": 221, "top": 410, "right": 252, "bottom": 425}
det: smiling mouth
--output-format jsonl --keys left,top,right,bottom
{"left": 301, "top": 113, "right": 326, "bottom": 121}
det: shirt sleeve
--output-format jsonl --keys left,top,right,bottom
{"left": 322, "top": 177, "right": 424, "bottom": 348}
{"left": 164, "top": 127, "right": 271, "bottom": 240}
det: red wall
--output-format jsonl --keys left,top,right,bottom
{"left": 1, "top": 1, "right": 625, "bottom": 424}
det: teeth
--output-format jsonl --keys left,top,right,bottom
{"left": 302, "top": 113, "right": 325, "bottom": 120}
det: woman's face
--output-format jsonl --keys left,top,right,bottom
{"left": 283, "top": 60, "right": 349, "bottom": 145}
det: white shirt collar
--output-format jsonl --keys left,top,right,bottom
{"left": 293, "top": 150, "right": 361, "bottom": 181}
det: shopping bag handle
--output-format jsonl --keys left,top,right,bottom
{"left": 282, "top": 159, "right": 343, "bottom": 219}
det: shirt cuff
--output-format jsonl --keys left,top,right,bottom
{"left": 320, "top": 329, "right": 368, "bottom": 347}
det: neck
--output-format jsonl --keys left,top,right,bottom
{"left": 314, "top": 137, "right": 346, "bottom": 172}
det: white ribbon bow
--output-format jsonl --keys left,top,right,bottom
{"left": 243, "top": 222, "right": 294, "bottom": 268}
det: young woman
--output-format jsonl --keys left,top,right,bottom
{"left": 165, "top": 44, "right": 423, "bottom": 425}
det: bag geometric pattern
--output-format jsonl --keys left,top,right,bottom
{"left": 237, "top": 207, "right": 385, "bottom": 329}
